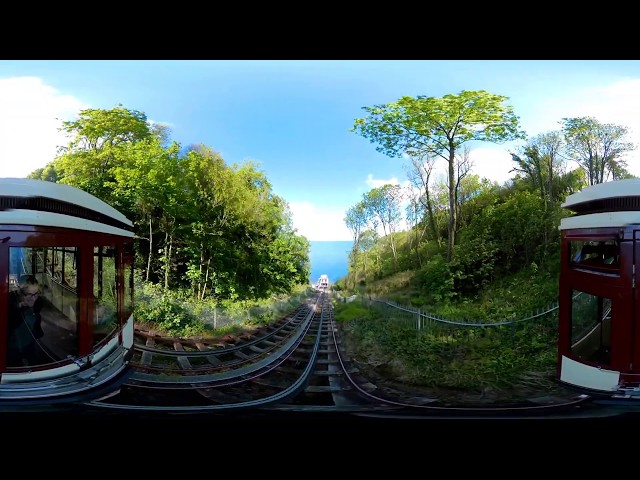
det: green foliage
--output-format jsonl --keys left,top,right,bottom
{"left": 339, "top": 177, "right": 565, "bottom": 394}
{"left": 53, "top": 106, "right": 154, "bottom": 206}
{"left": 332, "top": 301, "right": 375, "bottom": 323}
{"left": 351, "top": 89, "right": 527, "bottom": 262}
{"left": 352, "top": 90, "right": 525, "bottom": 159}
{"left": 449, "top": 235, "right": 499, "bottom": 296}
{"left": 135, "top": 296, "right": 204, "bottom": 336}
{"left": 134, "top": 277, "right": 313, "bottom": 337}
{"left": 134, "top": 279, "right": 203, "bottom": 336}
{"left": 454, "top": 189, "right": 562, "bottom": 287}
{"left": 337, "top": 302, "right": 559, "bottom": 392}
{"left": 260, "top": 232, "right": 311, "bottom": 294}
{"left": 419, "top": 255, "right": 455, "bottom": 303}
{"left": 43, "top": 106, "right": 310, "bottom": 302}
{"left": 561, "top": 116, "right": 635, "bottom": 185}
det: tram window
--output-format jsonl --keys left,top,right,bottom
{"left": 93, "top": 246, "right": 118, "bottom": 345}
{"left": 570, "top": 290, "right": 611, "bottom": 365}
{"left": 9, "top": 248, "right": 29, "bottom": 289}
{"left": 7, "top": 247, "right": 78, "bottom": 367}
{"left": 48, "top": 247, "right": 78, "bottom": 290}
{"left": 569, "top": 240, "right": 619, "bottom": 270}
{"left": 64, "top": 248, "right": 78, "bottom": 289}
{"left": 9, "top": 247, "right": 42, "bottom": 296}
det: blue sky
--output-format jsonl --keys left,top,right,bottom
{"left": 2, "top": 60, "right": 640, "bottom": 241}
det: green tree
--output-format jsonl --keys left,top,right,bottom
{"left": 41, "top": 106, "right": 309, "bottom": 304}
{"left": 455, "top": 174, "right": 497, "bottom": 230}
{"left": 180, "top": 145, "right": 236, "bottom": 300}
{"left": 345, "top": 202, "right": 371, "bottom": 287}
{"left": 111, "top": 137, "right": 183, "bottom": 286}
{"left": 352, "top": 90, "right": 525, "bottom": 261}
{"left": 404, "top": 193, "right": 426, "bottom": 268}
{"left": 261, "top": 231, "right": 310, "bottom": 293}
{"left": 356, "top": 229, "right": 380, "bottom": 280}
{"left": 405, "top": 153, "right": 439, "bottom": 245}
{"left": 561, "top": 116, "right": 635, "bottom": 185}
{"left": 53, "top": 105, "right": 154, "bottom": 205}
{"left": 27, "top": 163, "right": 58, "bottom": 182}
{"left": 362, "top": 184, "right": 403, "bottom": 272}
{"left": 511, "top": 131, "right": 565, "bottom": 206}
{"left": 228, "top": 162, "right": 309, "bottom": 298}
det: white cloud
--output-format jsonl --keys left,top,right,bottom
{"left": 0, "top": 77, "right": 86, "bottom": 177}
{"left": 289, "top": 201, "right": 353, "bottom": 241}
{"left": 365, "top": 173, "right": 402, "bottom": 189}
{"left": 468, "top": 147, "right": 515, "bottom": 185}
{"left": 519, "top": 78, "right": 640, "bottom": 177}
{"left": 524, "top": 79, "right": 640, "bottom": 137}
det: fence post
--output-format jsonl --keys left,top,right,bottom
{"left": 417, "top": 308, "right": 421, "bottom": 330}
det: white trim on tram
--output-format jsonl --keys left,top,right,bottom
{"left": 560, "top": 211, "right": 640, "bottom": 230}
{"left": 562, "top": 178, "right": 640, "bottom": 209}
{"left": 0, "top": 210, "right": 134, "bottom": 237}
{"left": 0, "top": 178, "right": 132, "bottom": 227}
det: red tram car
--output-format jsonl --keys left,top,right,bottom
{"left": 0, "top": 178, "right": 135, "bottom": 406}
{"left": 558, "top": 178, "right": 640, "bottom": 398}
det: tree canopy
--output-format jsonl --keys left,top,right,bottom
{"left": 30, "top": 106, "right": 311, "bottom": 302}
{"left": 352, "top": 90, "right": 526, "bottom": 260}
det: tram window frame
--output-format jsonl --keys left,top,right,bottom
{"left": 93, "top": 245, "right": 118, "bottom": 346}
{"left": 123, "top": 242, "right": 134, "bottom": 321}
{"left": 47, "top": 246, "right": 79, "bottom": 292}
{"left": 569, "top": 239, "right": 620, "bottom": 273}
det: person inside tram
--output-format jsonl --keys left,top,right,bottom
{"left": 7, "top": 275, "right": 46, "bottom": 367}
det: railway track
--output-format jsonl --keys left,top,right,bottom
{"left": 71, "top": 291, "right": 608, "bottom": 419}
{"left": 82, "top": 292, "right": 384, "bottom": 412}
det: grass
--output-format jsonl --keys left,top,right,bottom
{"left": 333, "top": 260, "right": 564, "bottom": 400}
{"left": 133, "top": 280, "right": 313, "bottom": 340}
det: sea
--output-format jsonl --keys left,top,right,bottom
{"left": 308, "top": 240, "right": 353, "bottom": 286}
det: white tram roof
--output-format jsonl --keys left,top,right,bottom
{"left": 562, "top": 178, "right": 640, "bottom": 210}
{"left": 0, "top": 178, "right": 133, "bottom": 235}
{"left": 560, "top": 179, "right": 640, "bottom": 230}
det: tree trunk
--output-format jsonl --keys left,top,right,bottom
{"left": 146, "top": 216, "right": 153, "bottom": 282}
{"left": 164, "top": 231, "right": 172, "bottom": 291}
{"left": 201, "top": 256, "right": 211, "bottom": 301}
{"left": 447, "top": 148, "right": 457, "bottom": 262}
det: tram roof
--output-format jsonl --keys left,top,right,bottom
{"left": 560, "top": 179, "right": 640, "bottom": 230}
{"left": 0, "top": 178, "right": 132, "bottom": 227}
{"left": 562, "top": 178, "right": 640, "bottom": 213}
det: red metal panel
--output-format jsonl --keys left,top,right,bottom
{"left": 559, "top": 227, "right": 633, "bottom": 374}
{"left": 77, "top": 244, "right": 92, "bottom": 357}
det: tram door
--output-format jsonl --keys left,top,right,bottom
{"left": 566, "top": 235, "right": 631, "bottom": 373}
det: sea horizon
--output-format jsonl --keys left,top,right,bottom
{"left": 308, "top": 240, "right": 353, "bottom": 285}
